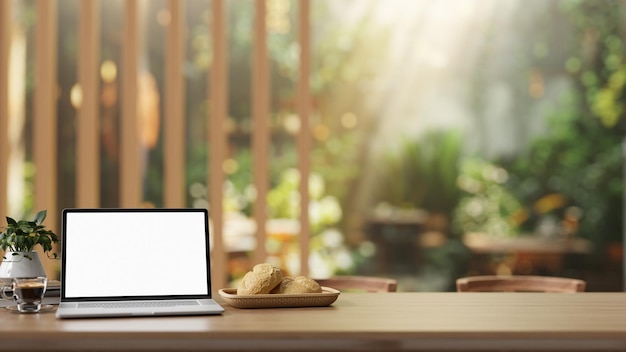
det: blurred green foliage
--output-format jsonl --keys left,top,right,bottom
{"left": 561, "top": 0, "right": 626, "bottom": 129}
{"left": 500, "top": 92, "right": 623, "bottom": 245}
{"left": 453, "top": 158, "right": 523, "bottom": 238}
{"left": 505, "top": 0, "right": 624, "bottom": 247}
{"left": 375, "top": 129, "right": 463, "bottom": 215}
{"left": 456, "top": 0, "right": 625, "bottom": 256}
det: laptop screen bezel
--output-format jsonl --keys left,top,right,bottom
{"left": 59, "top": 208, "right": 214, "bottom": 302}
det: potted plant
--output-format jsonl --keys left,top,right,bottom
{"left": 0, "top": 210, "right": 59, "bottom": 284}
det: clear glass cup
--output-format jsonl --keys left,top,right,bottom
{"left": 1, "top": 277, "right": 48, "bottom": 313}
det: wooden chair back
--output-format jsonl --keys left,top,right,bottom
{"left": 314, "top": 275, "right": 398, "bottom": 293}
{"left": 456, "top": 275, "right": 586, "bottom": 293}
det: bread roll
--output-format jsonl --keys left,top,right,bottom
{"left": 270, "top": 276, "right": 294, "bottom": 294}
{"left": 237, "top": 263, "right": 283, "bottom": 295}
{"left": 271, "top": 276, "right": 322, "bottom": 294}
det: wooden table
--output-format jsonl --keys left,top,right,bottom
{"left": 463, "top": 232, "right": 593, "bottom": 255}
{"left": 3, "top": 293, "right": 626, "bottom": 351}
{"left": 462, "top": 232, "right": 593, "bottom": 278}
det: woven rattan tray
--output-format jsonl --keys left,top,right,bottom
{"left": 218, "top": 287, "right": 340, "bottom": 309}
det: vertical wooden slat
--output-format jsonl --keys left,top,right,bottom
{"left": 164, "top": 0, "right": 186, "bottom": 208}
{"left": 0, "top": 0, "right": 9, "bottom": 219}
{"left": 76, "top": 0, "right": 100, "bottom": 208}
{"left": 34, "top": 0, "right": 58, "bottom": 277}
{"left": 209, "top": 0, "right": 228, "bottom": 290}
{"left": 252, "top": 0, "right": 269, "bottom": 266}
{"left": 297, "top": 0, "right": 311, "bottom": 276}
{"left": 120, "top": 0, "right": 142, "bottom": 208}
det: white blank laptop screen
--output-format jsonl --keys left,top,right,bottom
{"left": 63, "top": 210, "right": 209, "bottom": 298}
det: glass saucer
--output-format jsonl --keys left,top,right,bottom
{"left": 5, "top": 304, "right": 54, "bottom": 313}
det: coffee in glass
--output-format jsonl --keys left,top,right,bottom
{"left": 1, "top": 277, "right": 47, "bottom": 312}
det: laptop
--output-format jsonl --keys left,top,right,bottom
{"left": 55, "top": 208, "right": 224, "bottom": 319}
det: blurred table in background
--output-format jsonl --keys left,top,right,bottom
{"left": 462, "top": 232, "right": 593, "bottom": 277}
{"left": 365, "top": 213, "right": 427, "bottom": 275}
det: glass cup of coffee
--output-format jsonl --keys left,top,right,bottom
{"left": 1, "top": 277, "right": 47, "bottom": 313}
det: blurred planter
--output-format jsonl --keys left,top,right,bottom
{"left": 0, "top": 251, "right": 47, "bottom": 285}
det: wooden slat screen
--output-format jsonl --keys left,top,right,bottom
{"left": 297, "top": 0, "right": 311, "bottom": 276}
{"left": 164, "top": 0, "right": 186, "bottom": 208}
{"left": 0, "top": 0, "right": 313, "bottom": 285}
{"left": 209, "top": 0, "right": 228, "bottom": 289}
{"left": 0, "top": 0, "right": 9, "bottom": 220}
{"left": 33, "top": 0, "right": 58, "bottom": 277}
{"left": 252, "top": 0, "right": 269, "bottom": 266}
{"left": 120, "top": 0, "right": 142, "bottom": 208}
{"left": 76, "top": 0, "right": 101, "bottom": 208}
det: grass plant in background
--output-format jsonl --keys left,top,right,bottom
{"left": 375, "top": 129, "right": 464, "bottom": 224}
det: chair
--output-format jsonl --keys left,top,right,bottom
{"left": 314, "top": 275, "right": 397, "bottom": 292}
{"left": 456, "top": 275, "right": 586, "bottom": 293}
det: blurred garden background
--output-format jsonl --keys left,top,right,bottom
{"left": 4, "top": 0, "right": 625, "bottom": 291}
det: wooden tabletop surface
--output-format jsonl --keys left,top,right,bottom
{"left": 2, "top": 292, "right": 626, "bottom": 351}
{"left": 463, "top": 232, "right": 593, "bottom": 254}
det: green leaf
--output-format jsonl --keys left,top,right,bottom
{"left": 6, "top": 217, "right": 17, "bottom": 226}
{"left": 33, "top": 210, "right": 47, "bottom": 225}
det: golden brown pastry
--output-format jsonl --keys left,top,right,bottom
{"left": 271, "top": 276, "right": 322, "bottom": 294}
{"left": 270, "top": 276, "right": 294, "bottom": 294}
{"left": 237, "top": 263, "right": 283, "bottom": 295}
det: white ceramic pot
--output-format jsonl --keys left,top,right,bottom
{"left": 0, "top": 251, "right": 47, "bottom": 285}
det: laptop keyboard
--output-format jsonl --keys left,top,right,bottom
{"left": 79, "top": 301, "right": 199, "bottom": 309}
